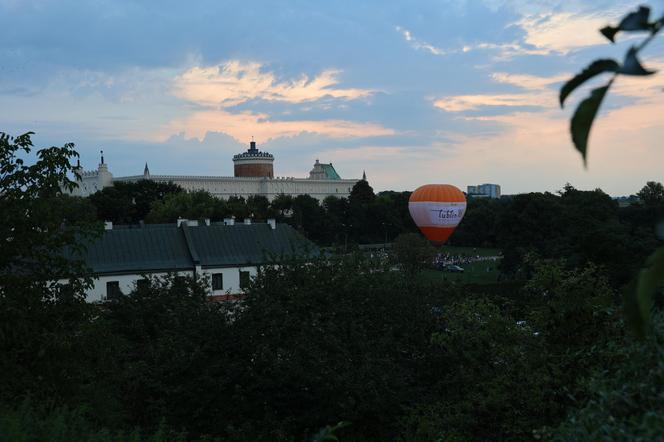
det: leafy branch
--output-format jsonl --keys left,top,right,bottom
{"left": 560, "top": 5, "right": 662, "bottom": 165}
{"left": 560, "top": 5, "right": 664, "bottom": 336}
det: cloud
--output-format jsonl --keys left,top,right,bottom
{"left": 433, "top": 93, "right": 550, "bottom": 112}
{"left": 491, "top": 72, "right": 568, "bottom": 89}
{"left": 395, "top": 26, "right": 445, "bottom": 56}
{"left": 460, "top": 41, "right": 549, "bottom": 60}
{"left": 164, "top": 109, "right": 395, "bottom": 142}
{"left": 516, "top": 11, "right": 612, "bottom": 54}
{"left": 173, "top": 60, "right": 375, "bottom": 108}
{"left": 433, "top": 71, "right": 567, "bottom": 112}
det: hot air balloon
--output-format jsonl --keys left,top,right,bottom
{"left": 408, "top": 184, "right": 466, "bottom": 245}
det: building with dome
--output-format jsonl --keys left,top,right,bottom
{"left": 68, "top": 141, "right": 361, "bottom": 202}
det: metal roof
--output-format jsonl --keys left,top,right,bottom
{"left": 321, "top": 164, "right": 341, "bottom": 180}
{"left": 80, "top": 228, "right": 193, "bottom": 274}
{"left": 185, "top": 223, "right": 316, "bottom": 267}
{"left": 73, "top": 222, "right": 316, "bottom": 275}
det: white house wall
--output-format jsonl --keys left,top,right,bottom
{"left": 200, "top": 266, "right": 258, "bottom": 297}
{"left": 85, "top": 271, "right": 194, "bottom": 303}
{"left": 61, "top": 266, "right": 260, "bottom": 303}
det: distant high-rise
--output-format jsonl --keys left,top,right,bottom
{"left": 467, "top": 183, "right": 501, "bottom": 199}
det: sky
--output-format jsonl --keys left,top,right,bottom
{"left": 1, "top": 0, "right": 663, "bottom": 196}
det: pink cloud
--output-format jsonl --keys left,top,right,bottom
{"left": 163, "top": 109, "right": 394, "bottom": 142}
{"left": 173, "top": 60, "right": 375, "bottom": 107}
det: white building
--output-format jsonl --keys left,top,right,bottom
{"left": 467, "top": 183, "right": 501, "bottom": 199}
{"left": 65, "top": 219, "right": 317, "bottom": 302}
{"left": 69, "top": 142, "right": 361, "bottom": 202}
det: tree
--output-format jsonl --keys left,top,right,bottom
{"left": 349, "top": 179, "right": 375, "bottom": 206}
{"left": 93, "top": 274, "right": 229, "bottom": 435}
{"left": 0, "top": 131, "right": 100, "bottom": 402}
{"left": 226, "top": 195, "right": 250, "bottom": 220}
{"left": 146, "top": 190, "right": 228, "bottom": 223}
{"left": 392, "top": 233, "right": 435, "bottom": 279}
{"left": 89, "top": 180, "right": 182, "bottom": 224}
{"left": 637, "top": 181, "right": 664, "bottom": 207}
{"left": 547, "top": 313, "right": 664, "bottom": 440}
{"left": 291, "top": 194, "right": 326, "bottom": 241}
{"left": 246, "top": 195, "right": 273, "bottom": 220}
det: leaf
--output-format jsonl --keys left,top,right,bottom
{"left": 570, "top": 83, "right": 611, "bottom": 165}
{"left": 600, "top": 26, "right": 619, "bottom": 43}
{"left": 619, "top": 5, "right": 651, "bottom": 31}
{"left": 600, "top": 6, "right": 651, "bottom": 42}
{"left": 619, "top": 47, "right": 657, "bottom": 76}
{"left": 560, "top": 59, "right": 619, "bottom": 107}
{"left": 635, "top": 247, "right": 664, "bottom": 336}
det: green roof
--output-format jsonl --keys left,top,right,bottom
{"left": 186, "top": 223, "right": 315, "bottom": 267}
{"left": 73, "top": 222, "right": 317, "bottom": 275}
{"left": 78, "top": 228, "right": 193, "bottom": 274}
{"left": 321, "top": 164, "right": 341, "bottom": 180}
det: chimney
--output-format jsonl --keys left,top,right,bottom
{"left": 267, "top": 218, "right": 276, "bottom": 230}
{"left": 204, "top": 218, "right": 211, "bottom": 226}
{"left": 177, "top": 218, "right": 186, "bottom": 227}
{"left": 104, "top": 221, "right": 113, "bottom": 230}
{"left": 223, "top": 217, "right": 235, "bottom": 226}
{"left": 243, "top": 218, "right": 252, "bottom": 225}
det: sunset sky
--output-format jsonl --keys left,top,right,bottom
{"left": 1, "top": 0, "right": 663, "bottom": 195}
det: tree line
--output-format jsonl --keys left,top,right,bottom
{"left": 77, "top": 176, "right": 664, "bottom": 288}
{"left": 73, "top": 178, "right": 419, "bottom": 246}
{"left": 72, "top": 174, "right": 663, "bottom": 263}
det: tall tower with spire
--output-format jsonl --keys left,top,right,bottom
{"left": 143, "top": 162, "right": 150, "bottom": 179}
{"left": 97, "top": 149, "right": 113, "bottom": 188}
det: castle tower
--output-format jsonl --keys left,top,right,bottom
{"left": 97, "top": 150, "right": 113, "bottom": 188}
{"left": 232, "top": 140, "right": 274, "bottom": 178}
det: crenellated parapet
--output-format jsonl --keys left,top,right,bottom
{"left": 233, "top": 140, "right": 274, "bottom": 178}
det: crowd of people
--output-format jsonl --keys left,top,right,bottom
{"left": 434, "top": 250, "right": 501, "bottom": 269}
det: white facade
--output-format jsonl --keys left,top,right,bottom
{"left": 76, "top": 266, "right": 260, "bottom": 303}
{"left": 69, "top": 157, "right": 360, "bottom": 202}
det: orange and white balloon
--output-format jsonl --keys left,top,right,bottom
{"left": 408, "top": 184, "right": 466, "bottom": 245}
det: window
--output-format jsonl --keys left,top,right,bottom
{"left": 59, "top": 283, "right": 74, "bottom": 298}
{"left": 136, "top": 278, "right": 149, "bottom": 291}
{"left": 212, "top": 273, "right": 223, "bottom": 291}
{"left": 239, "top": 270, "right": 251, "bottom": 289}
{"left": 106, "top": 281, "right": 122, "bottom": 300}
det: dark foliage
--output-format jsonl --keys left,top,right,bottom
{"left": 90, "top": 180, "right": 183, "bottom": 224}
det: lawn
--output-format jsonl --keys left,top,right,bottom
{"left": 421, "top": 263, "right": 501, "bottom": 285}
{"left": 423, "top": 245, "right": 502, "bottom": 284}
{"left": 437, "top": 245, "right": 501, "bottom": 257}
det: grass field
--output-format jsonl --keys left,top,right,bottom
{"left": 421, "top": 262, "right": 501, "bottom": 284}
{"left": 423, "top": 245, "right": 502, "bottom": 284}
{"left": 437, "top": 245, "right": 501, "bottom": 257}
